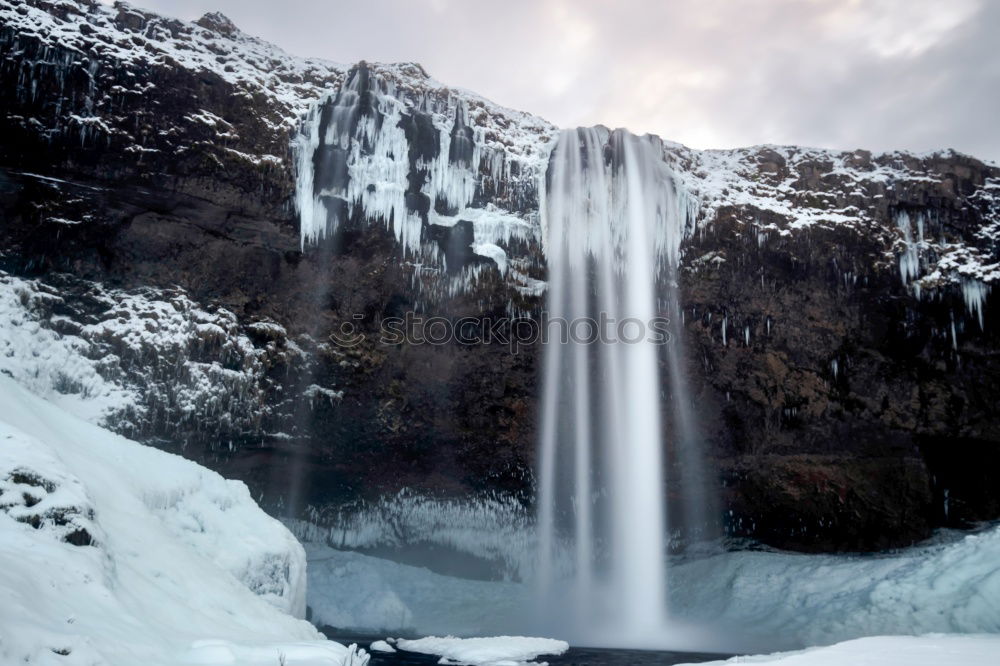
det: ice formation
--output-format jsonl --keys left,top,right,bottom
{"left": 294, "top": 63, "right": 554, "bottom": 294}
{"left": 962, "top": 277, "right": 990, "bottom": 329}
{"left": 288, "top": 490, "right": 534, "bottom": 580}
{"left": 4, "top": 0, "right": 995, "bottom": 315}
{"left": 682, "top": 635, "right": 1000, "bottom": 666}
{"left": 896, "top": 210, "right": 925, "bottom": 289}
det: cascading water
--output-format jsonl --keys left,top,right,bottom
{"left": 536, "top": 127, "right": 705, "bottom": 644}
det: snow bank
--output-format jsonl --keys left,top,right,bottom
{"left": 393, "top": 636, "right": 568, "bottom": 666}
{"left": 680, "top": 634, "right": 1000, "bottom": 666}
{"left": 182, "top": 640, "right": 370, "bottom": 666}
{"left": 670, "top": 526, "right": 1000, "bottom": 648}
{"left": 0, "top": 375, "right": 366, "bottom": 666}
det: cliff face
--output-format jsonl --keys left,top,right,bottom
{"left": 2, "top": 0, "right": 998, "bottom": 553}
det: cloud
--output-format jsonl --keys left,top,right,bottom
{"left": 118, "top": 0, "right": 1000, "bottom": 161}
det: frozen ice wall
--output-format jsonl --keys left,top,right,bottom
{"left": 294, "top": 63, "right": 555, "bottom": 301}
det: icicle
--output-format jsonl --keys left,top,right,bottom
{"left": 961, "top": 277, "right": 989, "bottom": 329}
{"left": 896, "top": 210, "right": 922, "bottom": 287}
{"left": 722, "top": 316, "right": 727, "bottom": 347}
{"left": 294, "top": 99, "right": 325, "bottom": 248}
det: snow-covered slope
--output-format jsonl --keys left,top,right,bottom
{"left": 0, "top": 374, "right": 368, "bottom": 666}
{"left": 681, "top": 634, "right": 1000, "bottom": 666}
{"left": 671, "top": 526, "right": 1000, "bottom": 648}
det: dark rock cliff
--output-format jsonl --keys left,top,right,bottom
{"left": 2, "top": 0, "right": 998, "bottom": 555}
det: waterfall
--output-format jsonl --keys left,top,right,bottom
{"left": 536, "top": 127, "right": 704, "bottom": 643}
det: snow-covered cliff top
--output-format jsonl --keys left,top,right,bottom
{"left": 2, "top": 0, "right": 343, "bottom": 125}
{"left": 1, "top": 0, "right": 554, "bottom": 145}
{"left": 3, "top": 0, "right": 998, "bottom": 301}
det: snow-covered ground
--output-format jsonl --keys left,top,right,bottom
{"left": 0, "top": 374, "right": 367, "bottom": 666}
{"left": 680, "top": 634, "right": 1000, "bottom": 666}
{"left": 305, "top": 525, "right": 1000, "bottom": 652}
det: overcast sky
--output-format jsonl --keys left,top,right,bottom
{"left": 112, "top": 0, "right": 1000, "bottom": 162}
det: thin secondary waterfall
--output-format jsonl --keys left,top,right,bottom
{"left": 536, "top": 127, "right": 699, "bottom": 642}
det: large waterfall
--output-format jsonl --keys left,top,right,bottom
{"left": 536, "top": 127, "right": 702, "bottom": 644}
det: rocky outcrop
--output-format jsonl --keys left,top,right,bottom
{"left": 1, "top": 0, "right": 998, "bottom": 554}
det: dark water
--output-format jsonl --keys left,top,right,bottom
{"left": 325, "top": 633, "right": 732, "bottom": 666}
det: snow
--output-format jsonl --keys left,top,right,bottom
{"left": 182, "top": 640, "right": 370, "bottom": 666}
{"left": 680, "top": 634, "right": 1000, "bottom": 666}
{"left": 392, "top": 636, "right": 568, "bottom": 666}
{"left": 369, "top": 640, "right": 395, "bottom": 653}
{"left": 304, "top": 383, "right": 345, "bottom": 405}
{"left": 0, "top": 273, "right": 140, "bottom": 424}
{"left": 0, "top": 0, "right": 347, "bottom": 129}
{"left": 0, "top": 374, "right": 367, "bottom": 666}
{"left": 671, "top": 525, "right": 1000, "bottom": 649}
{"left": 305, "top": 543, "right": 529, "bottom": 636}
